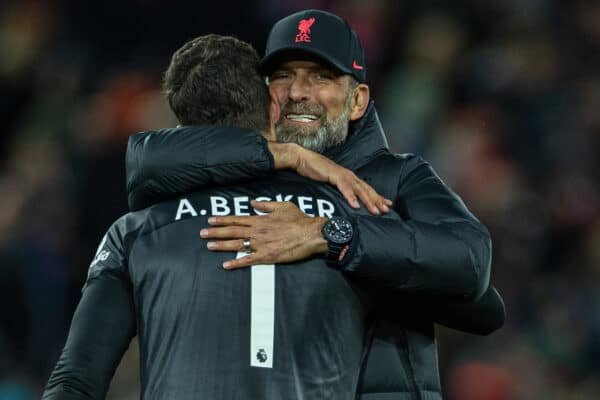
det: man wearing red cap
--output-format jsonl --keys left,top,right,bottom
{"left": 123, "top": 9, "right": 505, "bottom": 400}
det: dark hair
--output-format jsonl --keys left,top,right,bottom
{"left": 163, "top": 34, "right": 270, "bottom": 131}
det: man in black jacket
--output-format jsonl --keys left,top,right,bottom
{"left": 43, "top": 34, "right": 407, "bottom": 400}
{"left": 125, "top": 10, "right": 504, "bottom": 400}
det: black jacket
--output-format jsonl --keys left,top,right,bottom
{"left": 125, "top": 102, "right": 504, "bottom": 400}
{"left": 45, "top": 172, "right": 405, "bottom": 399}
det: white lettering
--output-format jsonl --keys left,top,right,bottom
{"left": 174, "top": 195, "right": 336, "bottom": 219}
{"left": 175, "top": 198, "right": 198, "bottom": 220}
{"left": 317, "top": 199, "right": 335, "bottom": 218}
{"left": 297, "top": 196, "right": 314, "bottom": 217}
{"left": 211, "top": 196, "right": 231, "bottom": 216}
{"left": 234, "top": 196, "right": 251, "bottom": 216}
{"left": 275, "top": 194, "right": 294, "bottom": 202}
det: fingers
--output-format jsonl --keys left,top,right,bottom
{"left": 249, "top": 200, "right": 278, "bottom": 213}
{"left": 376, "top": 197, "right": 392, "bottom": 213}
{"left": 223, "top": 253, "right": 259, "bottom": 270}
{"left": 335, "top": 181, "right": 360, "bottom": 209}
{"left": 206, "top": 239, "right": 251, "bottom": 252}
{"left": 205, "top": 238, "right": 260, "bottom": 269}
{"left": 335, "top": 175, "right": 392, "bottom": 215}
{"left": 286, "top": 149, "right": 394, "bottom": 214}
{"left": 205, "top": 201, "right": 280, "bottom": 228}
{"left": 329, "top": 168, "right": 392, "bottom": 215}
{"left": 352, "top": 181, "right": 380, "bottom": 215}
{"left": 333, "top": 174, "right": 374, "bottom": 212}
{"left": 207, "top": 215, "right": 259, "bottom": 227}
{"left": 355, "top": 181, "right": 393, "bottom": 215}
{"left": 200, "top": 226, "right": 249, "bottom": 239}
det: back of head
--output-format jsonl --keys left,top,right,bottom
{"left": 163, "top": 34, "right": 270, "bottom": 131}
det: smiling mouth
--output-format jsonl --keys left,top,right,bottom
{"left": 285, "top": 114, "right": 320, "bottom": 123}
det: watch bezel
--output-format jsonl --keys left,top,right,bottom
{"left": 322, "top": 216, "right": 353, "bottom": 244}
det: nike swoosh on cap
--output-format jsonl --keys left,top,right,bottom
{"left": 352, "top": 61, "right": 364, "bottom": 70}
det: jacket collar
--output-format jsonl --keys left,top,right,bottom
{"left": 324, "top": 101, "right": 390, "bottom": 170}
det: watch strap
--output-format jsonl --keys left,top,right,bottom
{"left": 325, "top": 241, "right": 347, "bottom": 265}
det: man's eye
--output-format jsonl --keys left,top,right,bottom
{"left": 270, "top": 72, "right": 290, "bottom": 81}
{"left": 314, "top": 72, "right": 334, "bottom": 81}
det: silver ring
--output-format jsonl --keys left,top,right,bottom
{"left": 242, "top": 239, "right": 252, "bottom": 251}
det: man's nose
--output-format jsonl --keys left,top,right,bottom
{"left": 288, "top": 76, "right": 311, "bottom": 102}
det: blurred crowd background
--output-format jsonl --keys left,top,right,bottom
{"left": 1, "top": 0, "right": 599, "bottom": 399}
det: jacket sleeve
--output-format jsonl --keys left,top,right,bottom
{"left": 42, "top": 224, "right": 136, "bottom": 400}
{"left": 126, "top": 126, "right": 273, "bottom": 211}
{"left": 369, "top": 285, "right": 505, "bottom": 335}
{"left": 431, "top": 285, "right": 505, "bottom": 335}
{"left": 343, "top": 155, "right": 492, "bottom": 302}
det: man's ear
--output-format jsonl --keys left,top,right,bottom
{"left": 269, "top": 95, "right": 281, "bottom": 128}
{"left": 349, "top": 84, "right": 370, "bottom": 121}
{"left": 266, "top": 88, "right": 281, "bottom": 141}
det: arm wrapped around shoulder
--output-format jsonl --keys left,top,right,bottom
{"left": 126, "top": 126, "right": 273, "bottom": 211}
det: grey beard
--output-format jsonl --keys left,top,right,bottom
{"left": 275, "top": 93, "right": 352, "bottom": 154}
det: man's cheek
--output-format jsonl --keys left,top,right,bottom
{"left": 269, "top": 85, "right": 289, "bottom": 104}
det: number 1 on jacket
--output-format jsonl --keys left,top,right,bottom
{"left": 237, "top": 251, "right": 275, "bottom": 368}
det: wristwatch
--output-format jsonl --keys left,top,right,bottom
{"left": 321, "top": 216, "right": 354, "bottom": 266}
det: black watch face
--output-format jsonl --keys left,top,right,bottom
{"left": 323, "top": 217, "right": 353, "bottom": 244}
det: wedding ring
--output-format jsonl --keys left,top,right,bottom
{"left": 242, "top": 239, "right": 252, "bottom": 251}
